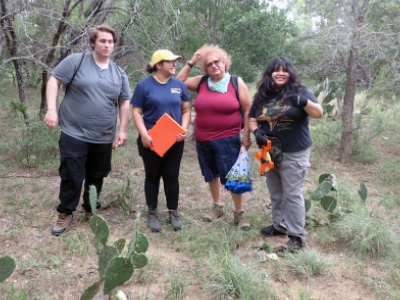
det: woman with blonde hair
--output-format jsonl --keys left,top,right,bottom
{"left": 177, "top": 44, "right": 252, "bottom": 230}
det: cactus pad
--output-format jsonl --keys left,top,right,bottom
{"left": 89, "top": 185, "right": 98, "bottom": 215}
{"left": 80, "top": 281, "right": 100, "bottom": 300}
{"left": 134, "top": 233, "right": 149, "bottom": 253}
{"left": 321, "top": 195, "right": 337, "bottom": 213}
{"left": 131, "top": 252, "right": 148, "bottom": 269}
{"left": 0, "top": 256, "right": 16, "bottom": 283}
{"left": 113, "top": 238, "right": 126, "bottom": 254}
{"left": 89, "top": 215, "right": 109, "bottom": 250}
{"left": 99, "top": 246, "right": 119, "bottom": 279}
{"left": 103, "top": 257, "right": 134, "bottom": 294}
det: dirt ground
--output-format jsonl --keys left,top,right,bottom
{"left": 0, "top": 137, "right": 398, "bottom": 300}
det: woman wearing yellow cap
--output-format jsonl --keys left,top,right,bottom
{"left": 131, "top": 50, "right": 191, "bottom": 232}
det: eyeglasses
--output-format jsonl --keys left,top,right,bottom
{"left": 206, "top": 59, "right": 220, "bottom": 68}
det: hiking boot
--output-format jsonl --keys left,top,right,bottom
{"left": 169, "top": 210, "right": 182, "bottom": 231}
{"left": 203, "top": 203, "right": 225, "bottom": 222}
{"left": 147, "top": 210, "right": 161, "bottom": 232}
{"left": 52, "top": 213, "right": 74, "bottom": 236}
{"left": 260, "top": 225, "right": 286, "bottom": 237}
{"left": 233, "top": 210, "right": 251, "bottom": 231}
{"left": 286, "top": 235, "right": 304, "bottom": 253}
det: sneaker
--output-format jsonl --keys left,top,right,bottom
{"left": 203, "top": 203, "right": 225, "bottom": 222}
{"left": 233, "top": 210, "right": 251, "bottom": 231}
{"left": 85, "top": 211, "right": 93, "bottom": 219}
{"left": 169, "top": 210, "right": 182, "bottom": 231}
{"left": 147, "top": 210, "right": 161, "bottom": 232}
{"left": 286, "top": 235, "right": 304, "bottom": 253}
{"left": 260, "top": 225, "right": 285, "bottom": 237}
{"left": 52, "top": 213, "right": 74, "bottom": 236}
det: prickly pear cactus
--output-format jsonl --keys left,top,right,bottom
{"left": 358, "top": 182, "right": 368, "bottom": 203}
{"left": 89, "top": 215, "right": 110, "bottom": 250}
{"left": 130, "top": 251, "right": 148, "bottom": 269}
{"left": 80, "top": 281, "right": 100, "bottom": 300}
{"left": 113, "top": 238, "right": 126, "bottom": 254}
{"left": 134, "top": 233, "right": 149, "bottom": 253}
{"left": 89, "top": 185, "right": 98, "bottom": 215}
{"left": 0, "top": 256, "right": 16, "bottom": 283}
{"left": 103, "top": 257, "right": 134, "bottom": 294}
{"left": 99, "top": 246, "right": 119, "bottom": 279}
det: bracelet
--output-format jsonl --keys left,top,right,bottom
{"left": 186, "top": 61, "right": 194, "bottom": 68}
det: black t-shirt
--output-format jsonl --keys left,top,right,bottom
{"left": 249, "top": 88, "right": 319, "bottom": 152}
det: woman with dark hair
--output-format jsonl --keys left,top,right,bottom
{"left": 131, "top": 49, "right": 191, "bottom": 232}
{"left": 249, "top": 56, "right": 323, "bottom": 251}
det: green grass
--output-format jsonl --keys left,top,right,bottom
{"left": 333, "top": 205, "right": 400, "bottom": 260}
{"left": 285, "top": 248, "right": 329, "bottom": 278}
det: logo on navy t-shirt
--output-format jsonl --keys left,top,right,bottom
{"left": 171, "top": 88, "right": 181, "bottom": 94}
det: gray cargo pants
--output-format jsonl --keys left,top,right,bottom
{"left": 265, "top": 147, "right": 310, "bottom": 245}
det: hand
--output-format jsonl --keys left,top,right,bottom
{"left": 254, "top": 129, "right": 268, "bottom": 147}
{"left": 191, "top": 49, "right": 203, "bottom": 65}
{"left": 44, "top": 110, "right": 58, "bottom": 129}
{"left": 288, "top": 94, "right": 308, "bottom": 108}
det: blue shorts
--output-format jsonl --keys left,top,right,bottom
{"left": 196, "top": 135, "right": 241, "bottom": 184}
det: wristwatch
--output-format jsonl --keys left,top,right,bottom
{"left": 186, "top": 61, "right": 194, "bottom": 68}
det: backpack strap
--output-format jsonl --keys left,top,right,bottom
{"left": 230, "top": 74, "right": 239, "bottom": 100}
{"left": 197, "top": 75, "right": 209, "bottom": 93}
{"left": 65, "top": 52, "right": 85, "bottom": 95}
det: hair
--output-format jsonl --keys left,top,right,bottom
{"left": 146, "top": 61, "right": 165, "bottom": 73}
{"left": 89, "top": 25, "right": 117, "bottom": 49}
{"left": 198, "top": 44, "right": 232, "bottom": 74}
{"left": 253, "top": 56, "right": 304, "bottom": 110}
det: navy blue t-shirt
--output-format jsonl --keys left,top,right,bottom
{"left": 131, "top": 76, "right": 190, "bottom": 130}
{"left": 249, "top": 88, "right": 319, "bottom": 152}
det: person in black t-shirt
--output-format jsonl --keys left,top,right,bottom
{"left": 249, "top": 56, "right": 323, "bottom": 252}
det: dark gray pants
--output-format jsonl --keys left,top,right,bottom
{"left": 265, "top": 148, "right": 310, "bottom": 245}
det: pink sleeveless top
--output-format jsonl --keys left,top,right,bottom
{"left": 194, "top": 80, "right": 241, "bottom": 141}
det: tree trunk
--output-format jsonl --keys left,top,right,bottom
{"left": 0, "top": 0, "right": 30, "bottom": 124}
{"left": 339, "top": 48, "right": 357, "bottom": 163}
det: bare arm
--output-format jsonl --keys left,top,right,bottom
{"left": 115, "top": 100, "right": 130, "bottom": 147}
{"left": 237, "top": 77, "right": 252, "bottom": 150}
{"left": 176, "top": 49, "right": 204, "bottom": 92}
{"left": 303, "top": 100, "right": 324, "bottom": 119}
{"left": 132, "top": 106, "right": 153, "bottom": 148}
{"left": 44, "top": 75, "right": 62, "bottom": 129}
{"left": 177, "top": 101, "right": 191, "bottom": 142}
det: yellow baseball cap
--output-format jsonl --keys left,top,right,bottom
{"left": 151, "top": 49, "right": 182, "bottom": 67}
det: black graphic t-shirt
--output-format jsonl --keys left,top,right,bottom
{"left": 249, "top": 88, "right": 319, "bottom": 152}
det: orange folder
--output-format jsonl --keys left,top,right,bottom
{"left": 147, "top": 113, "right": 186, "bottom": 157}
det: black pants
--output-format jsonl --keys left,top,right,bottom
{"left": 137, "top": 137, "right": 184, "bottom": 211}
{"left": 57, "top": 132, "right": 112, "bottom": 214}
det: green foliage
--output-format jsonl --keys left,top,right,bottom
{"left": 307, "top": 173, "right": 368, "bottom": 223}
{"left": 8, "top": 116, "right": 59, "bottom": 168}
{"left": 165, "top": 268, "right": 189, "bottom": 300}
{"left": 0, "top": 256, "right": 16, "bottom": 283}
{"left": 89, "top": 185, "right": 97, "bottom": 215}
{"left": 200, "top": 246, "right": 273, "bottom": 300}
{"left": 82, "top": 187, "right": 149, "bottom": 298}
{"left": 334, "top": 205, "right": 400, "bottom": 259}
{"left": 285, "top": 249, "right": 328, "bottom": 277}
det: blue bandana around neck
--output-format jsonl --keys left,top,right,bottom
{"left": 208, "top": 72, "right": 230, "bottom": 93}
